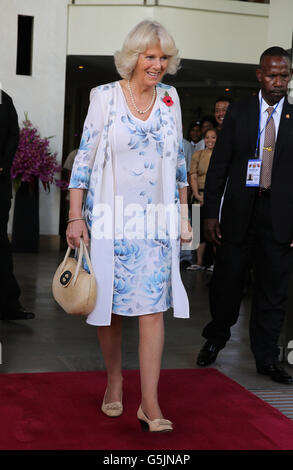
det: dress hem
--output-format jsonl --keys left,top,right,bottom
{"left": 86, "top": 305, "right": 173, "bottom": 326}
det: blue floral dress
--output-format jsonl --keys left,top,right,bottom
{"left": 69, "top": 81, "right": 189, "bottom": 326}
{"left": 112, "top": 85, "right": 172, "bottom": 316}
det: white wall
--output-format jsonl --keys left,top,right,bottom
{"left": 267, "top": 0, "right": 293, "bottom": 106}
{"left": 1, "top": 0, "right": 68, "bottom": 236}
{"left": 267, "top": 0, "right": 293, "bottom": 50}
{"left": 68, "top": 0, "right": 269, "bottom": 64}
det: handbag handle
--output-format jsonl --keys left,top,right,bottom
{"left": 60, "top": 239, "right": 94, "bottom": 286}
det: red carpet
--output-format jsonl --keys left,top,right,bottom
{"left": 1, "top": 368, "right": 293, "bottom": 450}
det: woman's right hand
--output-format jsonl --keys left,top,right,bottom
{"left": 66, "top": 219, "right": 89, "bottom": 249}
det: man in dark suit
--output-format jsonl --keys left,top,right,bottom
{"left": 0, "top": 89, "right": 34, "bottom": 320}
{"left": 196, "top": 47, "right": 293, "bottom": 384}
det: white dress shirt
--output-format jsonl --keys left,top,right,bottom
{"left": 194, "top": 138, "right": 205, "bottom": 151}
{"left": 258, "top": 90, "right": 285, "bottom": 159}
{"left": 183, "top": 138, "right": 193, "bottom": 172}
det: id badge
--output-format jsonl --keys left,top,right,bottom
{"left": 246, "top": 159, "right": 261, "bottom": 187}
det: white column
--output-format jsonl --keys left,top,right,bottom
{"left": 267, "top": 0, "right": 293, "bottom": 49}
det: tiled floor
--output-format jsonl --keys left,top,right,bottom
{"left": 1, "top": 252, "right": 293, "bottom": 402}
{"left": 250, "top": 390, "right": 293, "bottom": 420}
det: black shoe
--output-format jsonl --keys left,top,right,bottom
{"left": 257, "top": 364, "right": 293, "bottom": 384}
{"left": 1, "top": 308, "right": 35, "bottom": 321}
{"left": 196, "top": 341, "right": 223, "bottom": 367}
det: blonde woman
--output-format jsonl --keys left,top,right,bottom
{"left": 66, "top": 20, "right": 191, "bottom": 433}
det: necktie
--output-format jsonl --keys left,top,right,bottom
{"left": 260, "top": 106, "right": 275, "bottom": 188}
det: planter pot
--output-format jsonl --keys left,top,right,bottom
{"left": 12, "top": 179, "right": 39, "bottom": 252}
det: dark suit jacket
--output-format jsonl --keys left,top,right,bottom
{"left": 204, "top": 94, "right": 293, "bottom": 244}
{"left": 0, "top": 90, "right": 19, "bottom": 182}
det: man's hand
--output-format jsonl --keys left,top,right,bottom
{"left": 204, "top": 218, "right": 222, "bottom": 245}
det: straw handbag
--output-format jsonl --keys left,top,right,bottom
{"left": 52, "top": 238, "right": 97, "bottom": 316}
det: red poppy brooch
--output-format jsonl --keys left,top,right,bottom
{"left": 162, "top": 91, "right": 174, "bottom": 107}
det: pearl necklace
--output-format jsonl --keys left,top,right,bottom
{"left": 127, "top": 80, "right": 156, "bottom": 115}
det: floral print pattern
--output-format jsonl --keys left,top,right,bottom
{"left": 111, "top": 90, "right": 178, "bottom": 315}
{"left": 112, "top": 239, "right": 172, "bottom": 315}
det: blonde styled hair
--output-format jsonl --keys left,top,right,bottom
{"left": 114, "top": 19, "right": 180, "bottom": 80}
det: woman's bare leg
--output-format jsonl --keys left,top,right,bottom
{"left": 97, "top": 313, "right": 123, "bottom": 403}
{"left": 138, "top": 312, "right": 165, "bottom": 420}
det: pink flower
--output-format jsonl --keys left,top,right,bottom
{"left": 11, "top": 116, "right": 67, "bottom": 191}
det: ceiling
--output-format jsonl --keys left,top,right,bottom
{"left": 65, "top": 54, "right": 263, "bottom": 133}
{"left": 66, "top": 54, "right": 260, "bottom": 90}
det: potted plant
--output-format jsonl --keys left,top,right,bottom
{"left": 10, "top": 114, "right": 68, "bottom": 252}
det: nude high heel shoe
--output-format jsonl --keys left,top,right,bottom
{"left": 101, "top": 390, "right": 123, "bottom": 417}
{"left": 137, "top": 405, "right": 173, "bottom": 432}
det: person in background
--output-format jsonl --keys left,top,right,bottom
{"left": 63, "top": 148, "right": 78, "bottom": 202}
{"left": 187, "top": 128, "right": 218, "bottom": 271}
{"left": 214, "top": 97, "right": 232, "bottom": 131}
{"left": 180, "top": 138, "right": 194, "bottom": 269}
{"left": 0, "top": 89, "right": 34, "bottom": 321}
{"left": 67, "top": 19, "right": 191, "bottom": 432}
{"left": 183, "top": 138, "right": 193, "bottom": 173}
{"left": 195, "top": 115, "right": 217, "bottom": 151}
{"left": 64, "top": 148, "right": 78, "bottom": 180}
{"left": 187, "top": 120, "right": 201, "bottom": 149}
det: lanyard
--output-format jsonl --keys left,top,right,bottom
{"left": 255, "top": 97, "right": 279, "bottom": 157}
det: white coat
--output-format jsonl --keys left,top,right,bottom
{"left": 69, "top": 81, "right": 190, "bottom": 326}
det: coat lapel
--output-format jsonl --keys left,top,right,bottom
{"left": 271, "top": 98, "right": 292, "bottom": 176}
{"left": 249, "top": 95, "right": 260, "bottom": 156}
{"left": 274, "top": 99, "right": 291, "bottom": 155}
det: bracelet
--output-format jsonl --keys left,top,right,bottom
{"left": 67, "top": 217, "right": 85, "bottom": 224}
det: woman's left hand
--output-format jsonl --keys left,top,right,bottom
{"left": 181, "top": 218, "right": 193, "bottom": 244}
